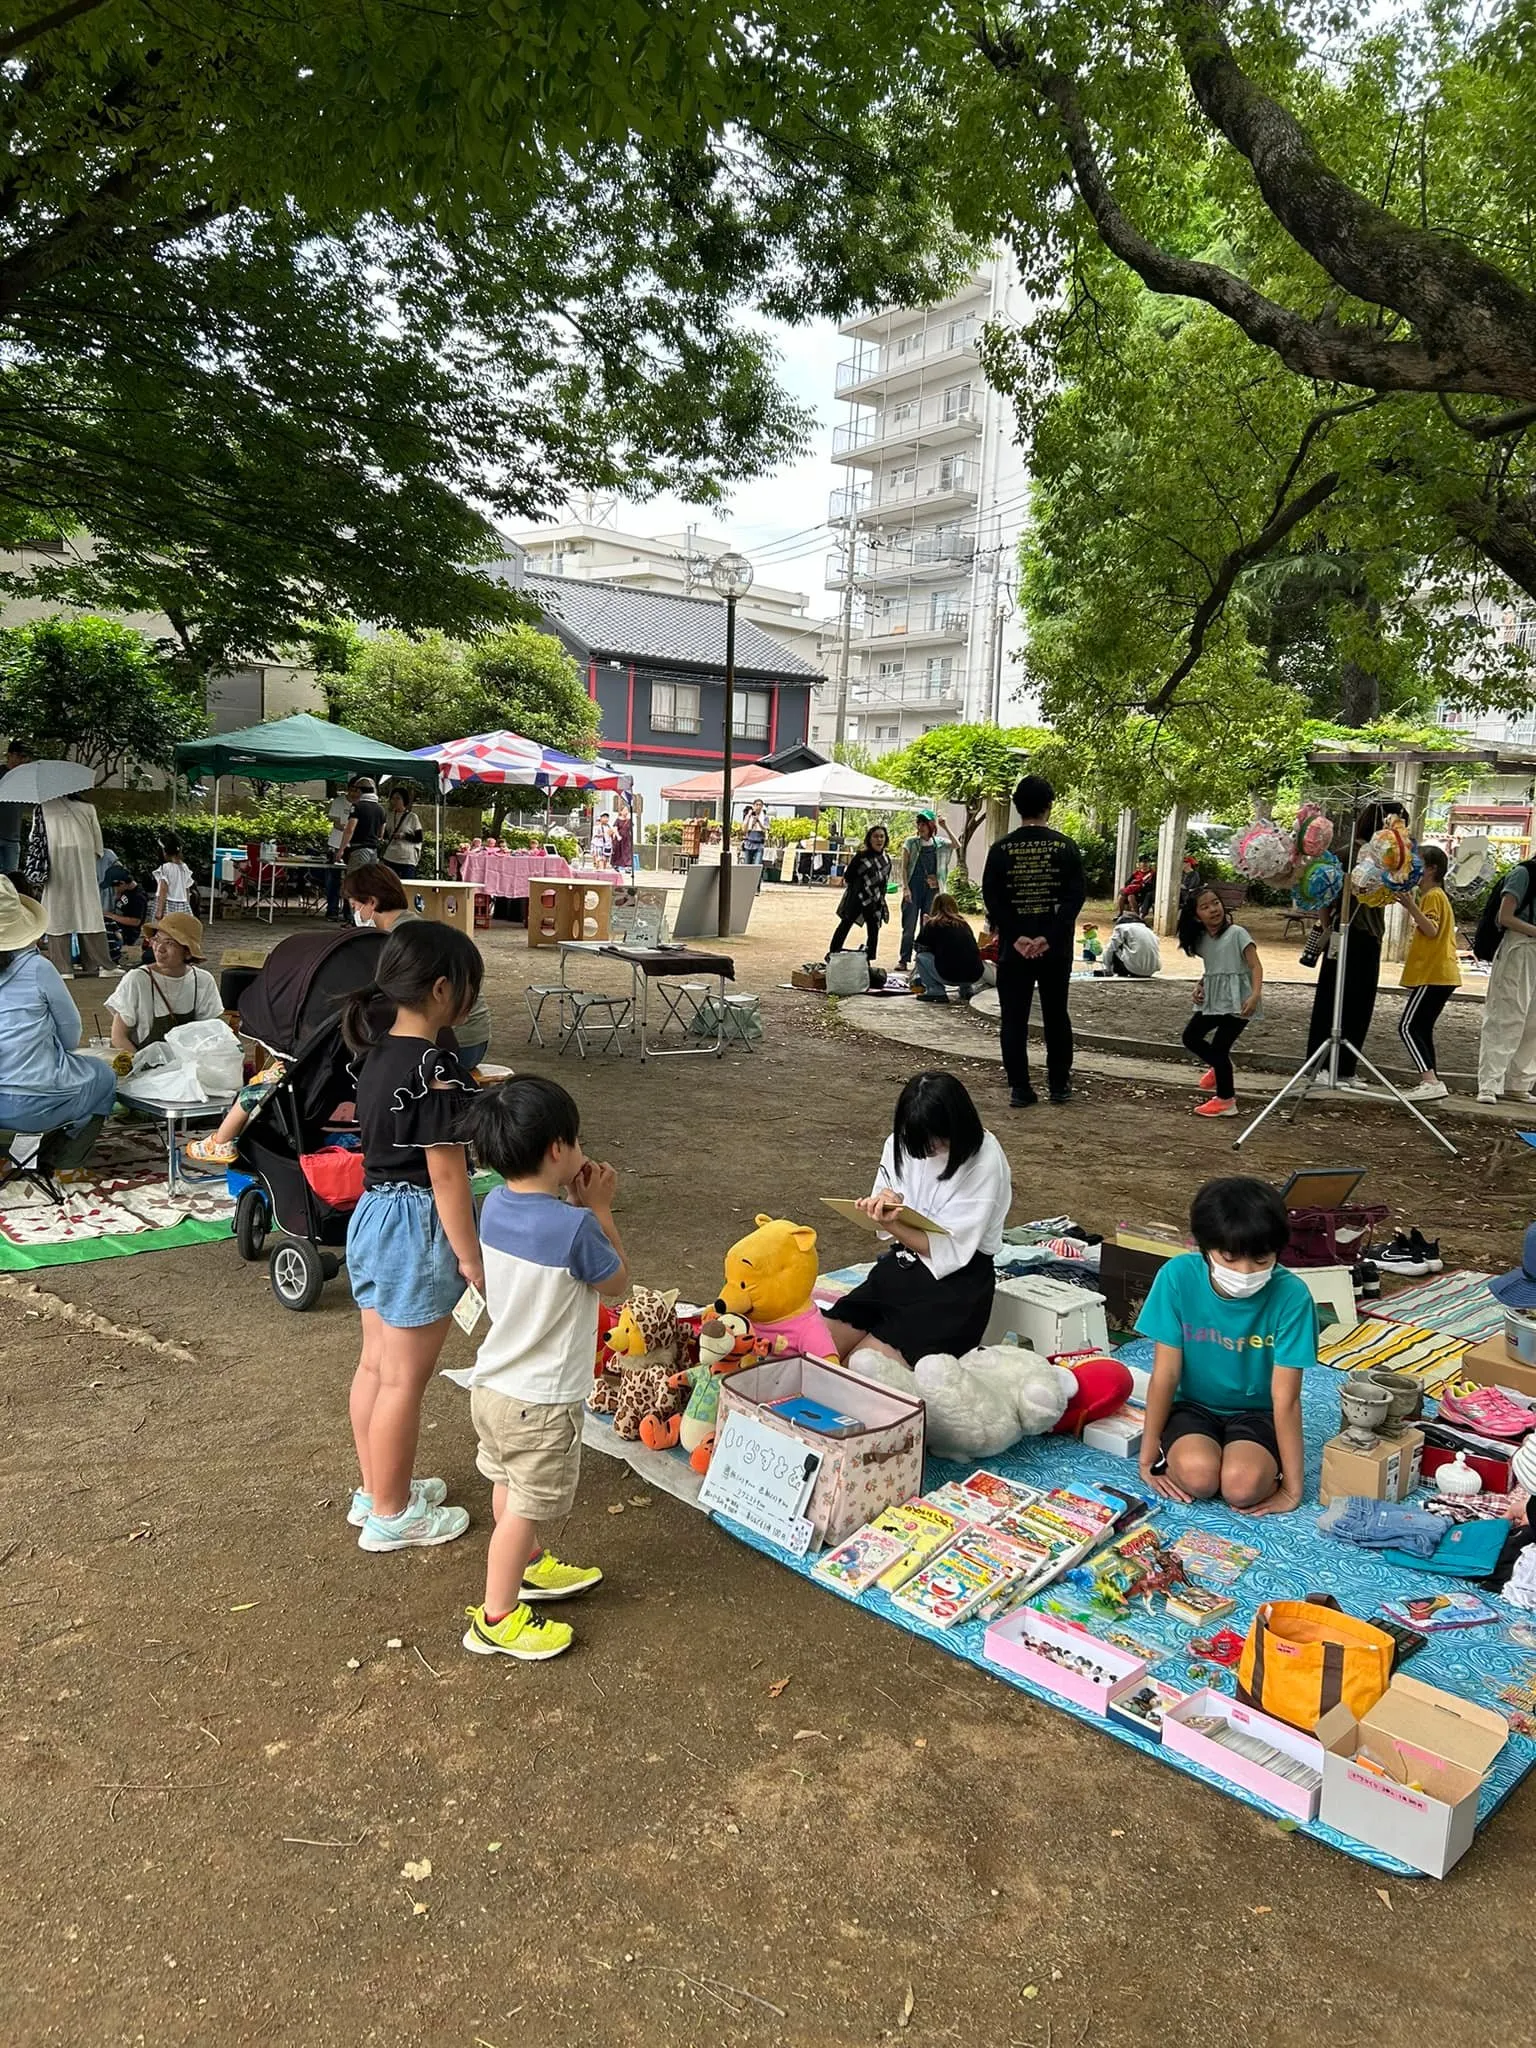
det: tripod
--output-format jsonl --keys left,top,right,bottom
{"left": 1233, "top": 784, "right": 1458, "bottom": 1159}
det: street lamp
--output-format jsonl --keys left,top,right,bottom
{"left": 709, "top": 550, "right": 754, "bottom": 938}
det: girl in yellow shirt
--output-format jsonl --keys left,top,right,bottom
{"left": 1398, "top": 845, "right": 1460, "bottom": 1101}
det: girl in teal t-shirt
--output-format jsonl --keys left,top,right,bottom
{"left": 1135, "top": 1176, "right": 1316, "bottom": 1515}
{"left": 1178, "top": 885, "right": 1264, "bottom": 1119}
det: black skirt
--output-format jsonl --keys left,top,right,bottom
{"left": 832, "top": 1248, "right": 996, "bottom": 1364}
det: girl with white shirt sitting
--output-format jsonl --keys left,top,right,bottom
{"left": 825, "top": 1071, "right": 1013, "bottom": 1367}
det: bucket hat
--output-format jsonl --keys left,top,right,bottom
{"left": 144, "top": 910, "right": 206, "bottom": 961}
{"left": 0, "top": 875, "right": 47, "bottom": 950}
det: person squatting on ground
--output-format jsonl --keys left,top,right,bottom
{"left": 912, "top": 893, "right": 984, "bottom": 1003}
{"left": 1136, "top": 1177, "right": 1316, "bottom": 1516}
{"left": 342, "top": 922, "right": 485, "bottom": 1554}
{"left": 981, "top": 774, "right": 1086, "bottom": 1108}
{"left": 1177, "top": 885, "right": 1263, "bottom": 1119}
{"left": 446, "top": 1076, "right": 630, "bottom": 1661}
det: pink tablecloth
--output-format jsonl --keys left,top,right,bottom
{"left": 452, "top": 850, "right": 622, "bottom": 899}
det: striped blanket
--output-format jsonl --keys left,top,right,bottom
{"left": 1377, "top": 1269, "right": 1503, "bottom": 1345}
{"left": 1317, "top": 1314, "right": 1467, "bottom": 1394}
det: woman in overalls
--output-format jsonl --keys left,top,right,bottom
{"left": 105, "top": 912, "right": 223, "bottom": 1052}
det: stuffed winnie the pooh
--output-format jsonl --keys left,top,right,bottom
{"left": 716, "top": 1215, "right": 838, "bottom": 1362}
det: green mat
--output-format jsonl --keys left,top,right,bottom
{"left": 0, "top": 1217, "right": 233, "bottom": 1272}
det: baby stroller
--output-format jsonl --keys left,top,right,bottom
{"left": 229, "top": 928, "right": 385, "bottom": 1311}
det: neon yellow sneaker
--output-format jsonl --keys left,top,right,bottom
{"left": 461, "top": 1603, "right": 572, "bottom": 1660}
{"left": 521, "top": 1551, "right": 604, "bottom": 1602}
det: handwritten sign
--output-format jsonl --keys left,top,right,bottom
{"left": 699, "top": 1412, "right": 824, "bottom": 1556}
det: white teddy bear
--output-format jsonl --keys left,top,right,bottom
{"left": 848, "top": 1343, "right": 1075, "bottom": 1460}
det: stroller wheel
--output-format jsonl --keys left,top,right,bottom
{"left": 269, "top": 1237, "right": 326, "bottom": 1312}
{"left": 235, "top": 1187, "right": 268, "bottom": 1262}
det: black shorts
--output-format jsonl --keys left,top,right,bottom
{"left": 1161, "top": 1401, "right": 1279, "bottom": 1461}
{"left": 832, "top": 1248, "right": 995, "bottom": 1365}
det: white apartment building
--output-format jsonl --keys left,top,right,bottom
{"left": 813, "top": 255, "right": 1032, "bottom": 757}
{"left": 504, "top": 518, "right": 827, "bottom": 675}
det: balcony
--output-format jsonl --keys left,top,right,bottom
{"left": 828, "top": 484, "right": 869, "bottom": 523}
{"left": 861, "top": 461, "right": 978, "bottom": 525}
{"left": 830, "top": 389, "right": 984, "bottom": 467}
{"left": 835, "top": 345, "right": 884, "bottom": 394}
{"left": 825, "top": 545, "right": 875, "bottom": 589}
{"left": 852, "top": 675, "right": 965, "bottom": 709}
{"left": 859, "top": 603, "right": 971, "bottom": 648}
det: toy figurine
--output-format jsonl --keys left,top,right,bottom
{"left": 639, "top": 1312, "right": 763, "bottom": 1466}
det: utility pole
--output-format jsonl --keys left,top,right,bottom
{"left": 833, "top": 524, "right": 855, "bottom": 747}
{"left": 682, "top": 521, "right": 697, "bottom": 596}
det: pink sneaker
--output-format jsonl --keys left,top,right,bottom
{"left": 1194, "top": 1097, "right": 1238, "bottom": 1118}
{"left": 1197, "top": 1068, "right": 1217, "bottom": 1092}
{"left": 1437, "top": 1387, "right": 1536, "bottom": 1439}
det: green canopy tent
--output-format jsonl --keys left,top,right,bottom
{"left": 174, "top": 715, "right": 436, "bottom": 919}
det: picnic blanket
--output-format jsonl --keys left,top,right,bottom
{"left": 1316, "top": 1313, "right": 1467, "bottom": 1394}
{"left": 721, "top": 1335, "right": 1536, "bottom": 1876}
{"left": 1378, "top": 1269, "right": 1504, "bottom": 1346}
{"left": 0, "top": 1122, "right": 233, "bottom": 1270}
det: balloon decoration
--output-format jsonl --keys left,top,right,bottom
{"left": 1301, "top": 813, "right": 1334, "bottom": 855}
{"left": 1292, "top": 851, "right": 1344, "bottom": 910}
{"left": 1349, "top": 851, "right": 1394, "bottom": 907}
{"left": 1236, "top": 821, "right": 1298, "bottom": 883}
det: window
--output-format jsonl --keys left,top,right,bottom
{"left": 651, "top": 681, "right": 701, "bottom": 733}
{"left": 731, "top": 689, "right": 771, "bottom": 741}
{"left": 942, "top": 381, "right": 973, "bottom": 421}
{"left": 846, "top": 716, "right": 862, "bottom": 741}
{"left": 888, "top": 465, "right": 916, "bottom": 491}
{"left": 894, "top": 332, "right": 923, "bottom": 361}
{"left": 889, "top": 400, "right": 914, "bottom": 427}
{"left": 930, "top": 591, "right": 963, "bottom": 630}
{"left": 945, "top": 316, "right": 974, "bottom": 350}
{"left": 877, "top": 660, "right": 905, "bottom": 680}
{"left": 924, "top": 656, "right": 954, "bottom": 690}
{"left": 874, "top": 723, "right": 900, "bottom": 743}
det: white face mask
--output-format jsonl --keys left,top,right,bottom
{"left": 1208, "top": 1257, "right": 1273, "bottom": 1300}
{"left": 352, "top": 906, "right": 374, "bottom": 927}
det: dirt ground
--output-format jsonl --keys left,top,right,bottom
{"left": 5, "top": 885, "right": 1536, "bottom": 2048}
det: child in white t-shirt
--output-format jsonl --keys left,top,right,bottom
{"left": 152, "top": 837, "right": 196, "bottom": 920}
{"left": 447, "top": 1076, "right": 629, "bottom": 1663}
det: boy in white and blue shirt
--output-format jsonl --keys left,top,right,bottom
{"left": 449, "top": 1077, "right": 630, "bottom": 1661}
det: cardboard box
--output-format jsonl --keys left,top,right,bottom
{"left": 1453, "top": 1333, "right": 1536, "bottom": 1401}
{"left": 1162, "top": 1690, "right": 1325, "bottom": 1823}
{"left": 984, "top": 1607, "right": 1148, "bottom": 1716}
{"left": 1319, "top": 1427, "right": 1423, "bottom": 1505}
{"left": 790, "top": 969, "right": 825, "bottom": 991}
{"left": 1082, "top": 1404, "right": 1144, "bottom": 1459}
{"left": 1316, "top": 1675, "right": 1508, "bottom": 1877}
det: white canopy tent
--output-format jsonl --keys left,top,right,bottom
{"left": 752, "top": 761, "right": 915, "bottom": 809}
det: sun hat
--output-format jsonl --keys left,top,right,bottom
{"left": 1490, "top": 1222, "right": 1536, "bottom": 1311}
{"left": 144, "top": 910, "right": 206, "bottom": 960}
{"left": 0, "top": 875, "right": 47, "bottom": 950}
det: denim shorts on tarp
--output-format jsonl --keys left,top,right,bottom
{"left": 346, "top": 1182, "right": 462, "bottom": 1328}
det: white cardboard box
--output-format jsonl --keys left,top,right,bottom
{"left": 1082, "top": 1404, "right": 1144, "bottom": 1459}
{"left": 1162, "top": 1689, "right": 1324, "bottom": 1823}
{"left": 1316, "top": 1675, "right": 1509, "bottom": 1877}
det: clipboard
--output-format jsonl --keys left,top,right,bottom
{"left": 821, "top": 1197, "right": 948, "bottom": 1237}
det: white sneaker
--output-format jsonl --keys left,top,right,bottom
{"left": 1504, "top": 1089, "right": 1536, "bottom": 1104}
{"left": 347, "top": 1476, "right": 448, "bottom": 1528}
{"left": 357, "top": 1497, "right": 469, "bottom": 1552}
{"left": 1403, "top": 1078, "right": 1449, "bottom": 1102}
{"left": 1477, "top": 1089, "right": 1499, "bottom": 1105}
{"left": 1338, "top": 1077, "right": 1374, "bottom": 1093}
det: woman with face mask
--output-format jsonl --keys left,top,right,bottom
{"left": 342, "top": 866, "right": 493, "bottom": 1070}
{"left": 1134, "top": 1177, "right": 1316, "bottom": 1516}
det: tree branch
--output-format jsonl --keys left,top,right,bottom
{"left": 1436, "top": 396, "right": 1536, "bottom": 442}
{"left": 1148, "top": 468, "right": 1344, "bottom": 714}
{"left": 0, "top": 0, "right": 114, "bottom": 59}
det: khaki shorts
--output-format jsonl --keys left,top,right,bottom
{"left": 469, "top": 1392, "right": 583, "bottom": 1520}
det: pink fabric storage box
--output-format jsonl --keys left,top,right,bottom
{"left": 715, "top": 1357, "right": 925, "bottom": 1548}
{"left": 1162, "top": 1689, "right": 1324, "bottom": 1822}
{"left": 984, "top": 1607, "right": 1148, "bottom": 1715}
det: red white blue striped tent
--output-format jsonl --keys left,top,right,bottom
{"left": 415, "top": 732, "right": 629, "bottom": 791}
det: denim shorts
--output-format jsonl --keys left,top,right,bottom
{"left": 346, "top": 1182, "right": 463, "bottom": 1328}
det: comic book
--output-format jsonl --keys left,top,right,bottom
{"left": 812, "top": 1525, "right": 911, "bottom": 1596}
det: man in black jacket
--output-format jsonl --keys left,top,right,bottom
{"left": 981, "top": 774, "right": 1087, "bottom": 1107}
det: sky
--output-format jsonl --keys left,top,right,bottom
{"left": 532, "top": 315, "right": 847, "bottom": 625}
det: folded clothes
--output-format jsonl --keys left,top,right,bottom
{"left": 1317, "top": 1496, "right": 1445, "bottom": 1557}
{"left": 1504, "top": 1545, "right": 1536, "bottom": 1612}
{"left": 1381, "top": 1518, "right": 1511, "bottom": 1578}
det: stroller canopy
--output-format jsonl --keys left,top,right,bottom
{"left": 238, "top": 928, "right": 386, "bottom": 1054}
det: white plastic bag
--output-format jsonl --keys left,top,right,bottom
{"left": 122, "top": 1041, "right": 208, "bottom": 1105}
{"left": 164, "top": 1019, "right": 243, "bottom": 1097}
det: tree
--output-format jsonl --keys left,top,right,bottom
{"left": 1007, "top": 262, "right": 1534, "bottom": 766}
{"left": 0, "top": 615, "right": 204, "bottom": 778}
{"left": 0, "top": 3, "right": 953, "bottom": 665}
{"left": 883, "top": 725, "right": 1064, "bottom": 877}
{"left": 329, "top": 625, "right": 598, "bottom": 765}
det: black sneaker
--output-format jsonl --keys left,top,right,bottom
{"left": 1412, "top": 1230, "right": 1443, "bottom": 1274}
{"left": 1376, "top": 1232, "right": 1430, "bottom": 1277}
{"left": 1048, "top": 1086, "right": 1074, "bottom": 1106}
{"left": 1352, "top": 1259, "right": 1382, "bottom": 1300}
{"left": 1010, "top": 1088, "right": 1039, "bottom": 1110}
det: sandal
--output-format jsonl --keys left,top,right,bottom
{"left": 185, "top": 1135, "right": 239, "bottom": 1167}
